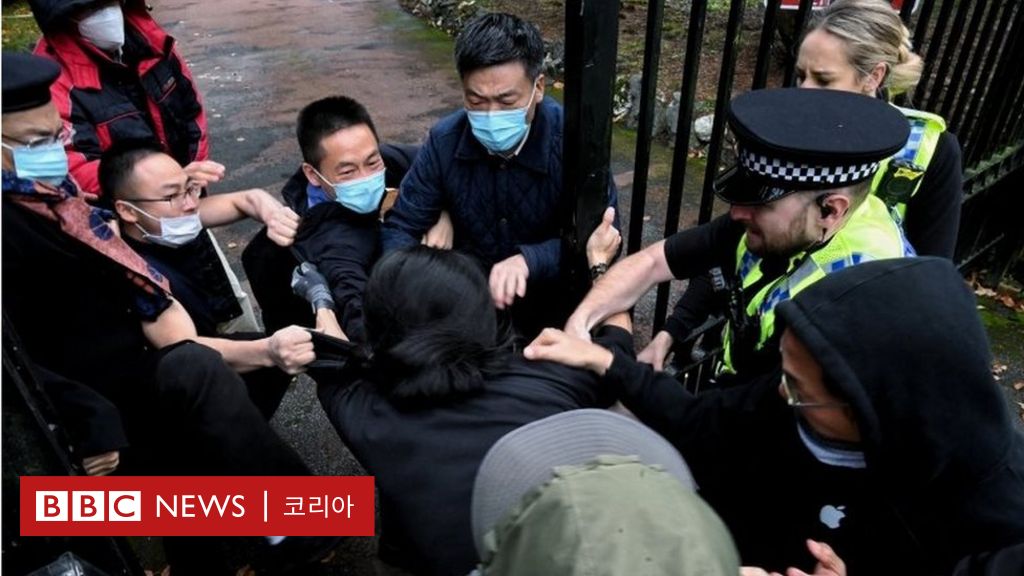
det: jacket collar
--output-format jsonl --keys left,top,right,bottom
{"left": 454, "top": 98, "right": 556, "bottom": 175}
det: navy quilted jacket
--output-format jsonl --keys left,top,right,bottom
{"left": 381, "top": 98, "right": 618, "bottom": 280}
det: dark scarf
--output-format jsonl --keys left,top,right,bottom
{"left": 3, "top": 171, "right": 171, "bottom": 317}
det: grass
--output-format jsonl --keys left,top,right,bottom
{"left": 2, "top": 0, "right": 40, "bottom": 52}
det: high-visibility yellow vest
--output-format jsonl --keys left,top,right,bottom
{"left": 721, "top": 194, "right": 914, "bottom": 374}
{"left": 871, "top": 106, "right": 946, "bottom": 220}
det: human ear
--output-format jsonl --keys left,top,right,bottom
{"left": 819, "top": 193, "right": 851, "bottom": 223}
{"left": 114, "top": 200, "right": 139, "bottom": 224}
{"left": 864, "top": 62, "right": 887, "bottom": 95}
{"left": 301, "top": 162, "right": 322, "bottom": 187}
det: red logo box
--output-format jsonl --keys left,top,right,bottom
{"left": 21, "top": 476, "right": 375, "bottom": 536}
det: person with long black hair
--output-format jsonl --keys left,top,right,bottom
{"left": 311, "top": 223, "right": 622, "bottom": 576}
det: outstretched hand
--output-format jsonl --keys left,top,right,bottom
{"left": 183, "top": 159, "right": 226, "bottom": 187}
{"left": 524, "top": 328, "right": 614, "bottom": 375}
{"left": 741, "top": 540, "right": 846, "bottom": 576}
{"left": 637, "top": 330, "right": 674, "bottom": 371}
{"left": 489, "top": 254, "right": 529, "bottom": 310}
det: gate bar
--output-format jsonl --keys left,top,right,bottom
{"left": 626, "top": 0, "right": 667, "bottom": 256}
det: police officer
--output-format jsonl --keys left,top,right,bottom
{"left": 566, "top": 87, "right": 914, "bottom": 382}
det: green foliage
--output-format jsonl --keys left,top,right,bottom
{"left": 2, "top": 0, "right": 40, "bottom": 53}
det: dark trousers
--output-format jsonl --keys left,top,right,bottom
{"left": 122, "top": 342, "right": 309, "bottom": 575}
{"left": 120, "top": 341, "right": 308, "bottom": 476}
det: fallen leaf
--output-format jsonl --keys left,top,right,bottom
{"left": 1013, "top": 382, "right": 1024, "bottom": 391}
{"left": 975, "top": 287, "right": 997, "bottom": 297}
{"left": 1000, "top": 295, "right": 1017, "bottom": 308}
{"left": 227, "top": 242, "right": 238, "bottom": 249}
{"left": 993, "top": 364, "right": 1008, "bottom": 375}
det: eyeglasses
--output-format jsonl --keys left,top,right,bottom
{"left": 120, "top": 180, "right": 203, "bottom": 208}
{"left": 780, "top": 373, "right": 849, "bottom": 409}
{"left": 1, "top": 125, "right": 75, "bottom": 149}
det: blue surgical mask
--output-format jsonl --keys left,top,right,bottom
{"left": 1, "top": 141, "right": 69, "bottom": 186}
{"left": 314, "top": 168, "right": 386, "bottom": 215}
{"left": 124, "top": 202, "right": 204, "bottom": 247}
{"left": 466, "top": 87, "right": 537, "bottom": 153}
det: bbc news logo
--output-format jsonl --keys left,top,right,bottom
{"left": 21, "top": 476, "right": 374, "bottom": 536}
{"left": 36, "top": 491, "right": 141, "bottom": 522}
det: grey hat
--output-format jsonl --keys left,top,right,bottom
{"left": 471, "top": 409, "right": 740, "bottom": 576}
{"left": 471, "top": 409, "right": 697, "bottom": 556}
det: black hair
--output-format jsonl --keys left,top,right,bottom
{"left": 296, "top": 96, "right": 379, "bottom": 169}
{"left": 454, "top": 12, "right": 545, "bottom": 80}
{"left": 98, "top": 139, "right": 165, "bottom": 200}
{"left": 363, "top": 246, "right": 513, "bottom": 405}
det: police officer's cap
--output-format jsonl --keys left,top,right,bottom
{"left": 2, "top": 53, "right": 61, "bottom": 114}
{"left": 719, "top": 88, "right": 910, "bottom": 205}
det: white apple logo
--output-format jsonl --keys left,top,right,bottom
{"left": 819, "top": 504, "right": 846, "bottom": 529}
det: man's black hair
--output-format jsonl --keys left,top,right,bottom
{"left": 99, "top": 139, "right": 165, "bottom": 200}
{"left": 296, "top": 96, "right": 379, "bottom": 169}
{"left": 454, "top": 12, "right": 545, "bottom": 80}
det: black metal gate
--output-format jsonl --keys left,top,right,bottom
{"left": 562, "top": 0, "right": 1024, "bottom": 336}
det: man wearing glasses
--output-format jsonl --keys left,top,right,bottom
{"left": 525, "top": 257, "right": 1024, "bottom": 575}
{"left": 3, "top": 52, "right": 339, "bottom": 573}
{"left": 100, "top": 142, "right": 298, "bottom": 337}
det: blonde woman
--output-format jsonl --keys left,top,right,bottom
{"left": 642, "top": 0, "right": 962, "bottom": 378}
{"left": 798, "top": 0, "right": 962, "bottom": 258}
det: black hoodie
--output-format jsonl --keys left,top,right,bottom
{"left": 777, "top": 257, "right": 1024, "bottom": 574}
{"left": 602, "top": 257, "right": 1024, "bottom": 574}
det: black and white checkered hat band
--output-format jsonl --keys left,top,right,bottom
{"left": 740, "top": 149, "right": 879, "bottom": 186}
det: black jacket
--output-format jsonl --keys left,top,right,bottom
{"left": 2, "top": 193, "right": 164, "bottom": 456}
{"left": 604, "top": 258, "right": 1024, "bottom": 575}
{"left": 281, "top": 170, "right": 380, "bottom": 342}
{"left": 318, "top": 328, "right": 630, "bottom": 576}
{"left": 242, "top": 144, "right": 417, "bottom": 338}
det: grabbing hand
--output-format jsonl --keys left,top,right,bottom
{"left": 637, "top": 330, "right": 674, "bottom": 371}
{"left": 489, "top": 254, "right": 530, "bottom": 310}
{"left": 291, "top": 262, "right": 334, "bottom": 311}
{"left": 422, "top": 210, "right": 453, "bottom": 249}
{"left": 183, "top": 160, "right": 226, "bottom": 187}
{"left": 524, "top": 328, "right": 614, "bottom": 375}
{"left": 266, "top": 205, "right": 300, "bottom": 247}
{"left": 586, "top": 206, "right": 620, "bottom": 268}
{"left": 82, "top": 450, "right": 120, "bottom": 476}
{"left": 267, "top": 325, "right": 315, "bottom": 375}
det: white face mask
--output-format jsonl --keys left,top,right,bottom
{"left": 78, "top": 5, "right": 125, "bottom": 53}
{"left": 125, "top": 203, "right": 203, "bottom": 248}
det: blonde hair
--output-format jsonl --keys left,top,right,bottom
{"left": 809, "top": 0, "right": 923, "bottom": 97}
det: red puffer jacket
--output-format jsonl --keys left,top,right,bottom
{"left": 31, "top": 0, "right": 208, "bottom": 196}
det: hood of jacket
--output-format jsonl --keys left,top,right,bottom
{"left": 30, "top": 0, "right": 147, "bottom": 34}
{"left": 777, "top": 257, "right": 1021, "bottom": 491}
